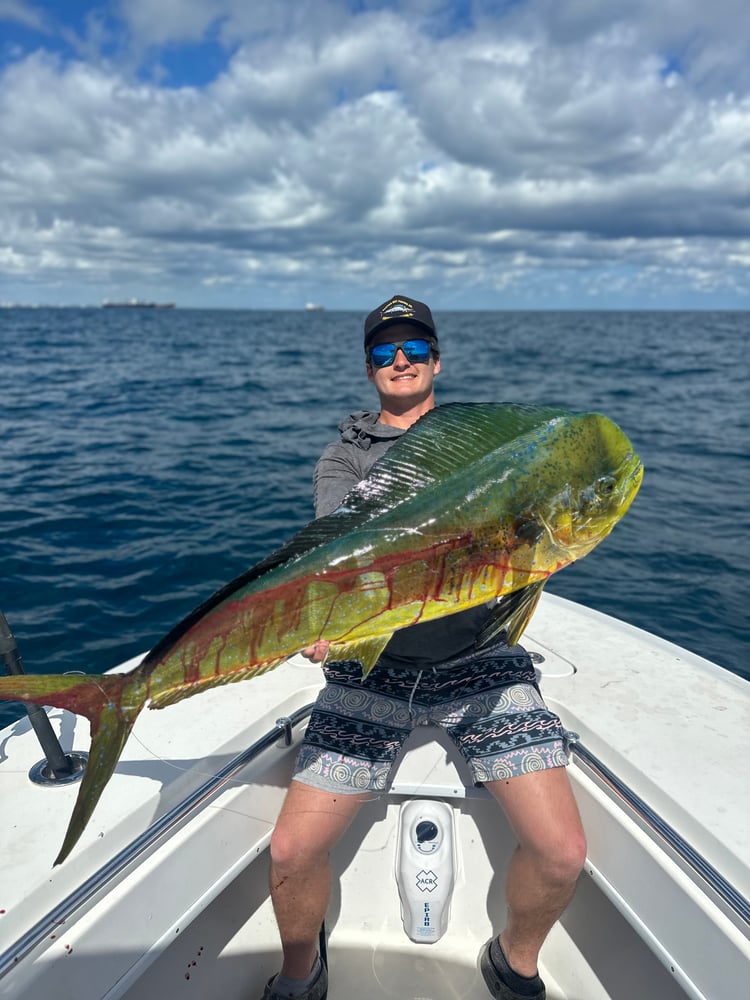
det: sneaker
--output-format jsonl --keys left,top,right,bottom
{"left": 479, "top": 937, "right": 546, "bottom": 1000}
{"left": 261, "top": 960, "right": 328, "bottom": 1000}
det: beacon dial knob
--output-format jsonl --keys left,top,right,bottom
{"left": 415, "top": 820, "right": 439, "bottom": 851}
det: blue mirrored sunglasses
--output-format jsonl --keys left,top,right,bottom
{"left": 367, "top": 338, "right": 437, "bottom": 369}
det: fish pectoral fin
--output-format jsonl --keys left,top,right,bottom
{"left": 477, "top": 581, "right": 547, "bottom": 649}
{"left": 327, "top": 635, "right": 392, "bottom": 677}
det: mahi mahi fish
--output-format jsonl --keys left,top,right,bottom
{"left": 0, "top": 403, "right": 642, "bottom": 863}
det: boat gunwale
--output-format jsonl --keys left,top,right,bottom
{"left": 570, "top": 740, "right": 750, "bottom": 930}
{"left": 0, "top": 704, "right": 315, "bottom": 983}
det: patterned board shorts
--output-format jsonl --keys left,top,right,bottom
{"left": 293, "top": 640, "right": 571, "bottom": 794}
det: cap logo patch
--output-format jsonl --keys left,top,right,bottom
{"left": 380, "top": 298, "right": 416, "bottom": 320}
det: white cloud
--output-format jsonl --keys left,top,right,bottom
{"left": 0, "top": 0, "right": 748, "bottom": 307}
{"left": 0, "top": 0, "right": 49, "bottom": 31}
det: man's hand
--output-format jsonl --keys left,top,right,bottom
{"left": 301, "top": 640, "right": 330, "bottom": 663}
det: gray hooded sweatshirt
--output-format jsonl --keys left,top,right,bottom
{"left": 313, "top": 411, "right": 492, "bottom": 670}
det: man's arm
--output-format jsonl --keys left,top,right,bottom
{"left": 313, "top": 444, "right": 365, "bottom": 517}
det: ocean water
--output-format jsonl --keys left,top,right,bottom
{"left": 1, "top": 308, "right": 748, "bottom": 729}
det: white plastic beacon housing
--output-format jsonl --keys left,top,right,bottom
{"left": 395, "top": 799, "right": 456, "bottom": 943}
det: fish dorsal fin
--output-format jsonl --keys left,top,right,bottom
{"left": 256, "top": 402, "right": 567, "bottom": 560}
{"left": 143, "top": 403, "right": 564, "bottom": 669}
{"left": 356, "top": 402, "right": 567, "bottom": 499}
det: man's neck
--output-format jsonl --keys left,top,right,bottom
{"left": 378, "top": 396, "right": 436, "bottom": 429}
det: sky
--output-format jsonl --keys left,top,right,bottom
{"left": 0, "top": 0, "right": 748, "bottom": 310}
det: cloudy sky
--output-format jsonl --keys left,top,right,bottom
{"left": 1, "top": 0, "right": 748, "bottom": 309}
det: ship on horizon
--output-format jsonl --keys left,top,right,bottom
{"left": 102, "top": 299, "right": 175, "bottom": 309}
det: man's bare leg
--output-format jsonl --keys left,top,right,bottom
{"left": 269, "top": 780, "right": 368, "bottom": 980}
{"left": 485, "top": 766, "right": 586, "bottom": 978}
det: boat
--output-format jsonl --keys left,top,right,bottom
{"left": 305, "top": 303, "right": 325, "bottom": 311}
{"left": 0, "top": 592, "right": 748, "bottom": 999}
{"left": 101, "top": 300, "right": 175, "bottom": 309}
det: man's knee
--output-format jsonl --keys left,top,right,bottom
{"left": 551, "top": 824, "right": 587, "bottom": 885}
{"left": 269, "top": 781, "right": 365, "bottom": 873}
{"left": 530, "top": 816, "right": 587, "bottom": 889}
{"left": 270, "top": 815, "right": 328, "bottom": 872}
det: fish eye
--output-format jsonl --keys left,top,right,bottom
{"left": 595, "top": 476, "right": 616, "bottom": 496}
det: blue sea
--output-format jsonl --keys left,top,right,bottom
{"left": 1, "top": 308, "right": 748, "bottom": 729}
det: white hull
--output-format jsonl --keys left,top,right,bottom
{"left": 1, "top": 594, "right": 748, "bottom": 999}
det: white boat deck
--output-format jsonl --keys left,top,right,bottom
{"left": 0, "top": 594, "right": 748, "bottom": 999}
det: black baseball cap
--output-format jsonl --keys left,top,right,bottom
{"left": 363, "top": 295, "right": 438, "bottom": 349}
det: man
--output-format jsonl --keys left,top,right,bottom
{"left": 261, "top": 295, "right": 586, "bottom": 1000}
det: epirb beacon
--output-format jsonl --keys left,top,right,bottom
{"left": 395, "top": 799, "right": 456, "bottom": 943}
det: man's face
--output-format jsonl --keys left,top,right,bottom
{"left": 365, "top": 324, "right": 441, "bottom": 400}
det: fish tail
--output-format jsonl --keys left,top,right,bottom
{"left": 0, "top": 671, "right": 146, "bottom": 864}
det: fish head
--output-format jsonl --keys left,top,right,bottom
{"left": 536, "top": 412, "right": 643, "bottom": 559}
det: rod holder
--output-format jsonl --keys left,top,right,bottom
{"left": 0, "top": 611, "right": 82, "bottom": 783}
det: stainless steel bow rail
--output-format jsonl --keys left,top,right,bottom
{"left": 570, "top": 739, "right": 750, "bottom": 930}
{"left": 0, "top": 611, "right": 88, "bottom": 784}
{"left": 0, "top": 701, "right": 316, "bottom": 981}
